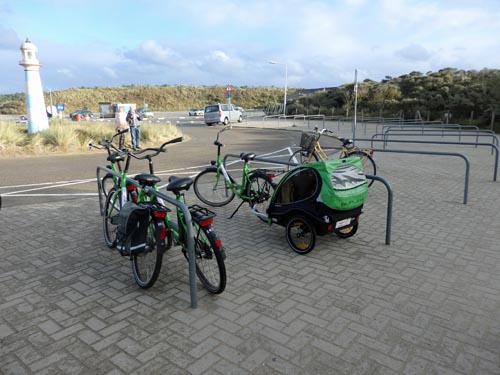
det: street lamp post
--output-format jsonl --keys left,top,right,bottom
{"left": 268, "top": 61, "right": 288, "bottom": 117}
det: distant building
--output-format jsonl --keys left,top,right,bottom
{"left": 99, "top": 102, "right": 136, "bottom": 118}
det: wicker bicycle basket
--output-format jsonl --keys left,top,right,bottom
{"left": 300, "top": 132, "right": 320, "bottom": 153}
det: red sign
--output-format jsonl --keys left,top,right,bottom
{"left": 226, "top": 85, "right": 232, "bottom": 92}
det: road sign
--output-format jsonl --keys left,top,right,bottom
{"left": 56, "top": 103, "right": 65, "bottom": 112}
{"left": 226, "top": 85, "right": 232, "bottom": 92}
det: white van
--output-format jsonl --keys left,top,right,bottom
{"left": 204, "top": 103, "right": 243, "bottom": 126}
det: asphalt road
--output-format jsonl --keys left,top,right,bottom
{"left": 0, "top": 122, "right": 301, "bottom": 208}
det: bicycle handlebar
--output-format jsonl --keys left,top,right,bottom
{"left": 89, "top": 128, "right": 130, "bottom": 151}
{"left": 312, "top": 126, "right": 352, "bottom": 147}
{"left": 213, "top": 125, "right": 232, "bottom": 148}
{"left": 129, "top": 136, "right": 183, "bottom": 160}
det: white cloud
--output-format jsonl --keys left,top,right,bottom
{"left": 56, "top": 68, "right": 74, "bottom": 78}
{"left": 1, "top": 0, "right": 500, "bottom": 93}
{"left": 0, "top": 27, "right": 20, "bottom": 49}
{"left": 102, "top": 67, "right": 117, "bottom": 79}
{"left": 396, "top": 44, "right": 432, "bottom": 62}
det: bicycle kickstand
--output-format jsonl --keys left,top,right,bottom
{"left": 228, "top": 200, "right": 246, "bottom": 219}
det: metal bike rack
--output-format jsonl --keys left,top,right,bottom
{"left": 375, "top": 129, "right": 499, "bottom": 153}
{"left": 364, "top": 138, "right": 497, "bottom": 182}
{"left": 96, "top": 166, "right": 199, "bottom": 309}
{"left": 222, "top": 154, "right": 393, "bottom": 246}
{"left": 379, "top": 123, "right": 480, "bottom": 139}
{"left": 366, "top": 174, "right": 393, "bottom": 245}
{"left": 349, "top": 144, "right": 471, "bottom": 204}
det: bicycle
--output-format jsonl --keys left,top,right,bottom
{"left": 99, "top": 138, "right": 167, "bottom": 288}
{"left": 89, "top": 128, "right": 130, "bottom": 197}
{"left": 288, "top": 127, "right": 376, "bottom": 186}
{"left": 103, "top": 138, "right": 226, "bottom": 293}
{"left": 192, "top": 126, "right": 276, "bottom": 220}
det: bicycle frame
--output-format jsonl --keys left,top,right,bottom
{"left": 211, "top": 156, "right": 256, "bottom": 202}
{"left": 90, "top": 128, "right": 131, "bottom": 198}
{"left": 307, "top": 127, "right": 373, "bottom": 161}
{"left": 208, "top": 126, "right": 261, "bottom": 202}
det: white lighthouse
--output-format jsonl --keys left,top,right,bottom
{"left": 19, "top": 38, "right": 49, "bottom": 133}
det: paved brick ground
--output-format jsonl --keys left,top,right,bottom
{"left": 1, "top": 123, "right": 500, "bottom": 374}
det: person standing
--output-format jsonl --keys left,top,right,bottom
{"left": 127, "top": 107, "right": 141, "bottom": 150}
{"left": 114, "top": 107, "right": 128, "bottom": 148}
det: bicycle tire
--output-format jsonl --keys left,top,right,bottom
{"left": 184, "top": 223, "right": 226, "bottom": 294}
{"left": 288, "top": 150, "right": 319, "bottom": 170}
{"left": 101, "top": 174, "right": 115, "bottom": 198}
{"left": 246, "top": 172, "right": 276, "bottom": 221}
{"left": 131, "top": 218, "right": 164, "bottom": 289}
{"left": 343, "top": 150, "right": 376, "bottom": 187}
{"left": 193, "top": 168, "right": 235, "bottom": 207}
{"left": 103, "top": 187, "right": 121, "bottom": 248}
{"left": 285, "top": 215, "right": 316, "bottom": 254}
{"left": 335, "top": 223, "right": 358, "bottom": 238}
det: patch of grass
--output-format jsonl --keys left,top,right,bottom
{"left": 0, "top": 120, "right": 181, "bottom": 158}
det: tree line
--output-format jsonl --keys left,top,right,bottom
{"left": 288, "top": 68, "right": 500, "bottom": 130}
{"left": 1, "top": 68, "right": 499, "bottom": 130}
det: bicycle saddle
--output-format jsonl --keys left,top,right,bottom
{"left": 240, "top": 152, "right": 256, "bottom": 162}
{"left": 134, "top": 173, "right": 161, "bottom": 186}
{"left": 107, "top": 151, "right": 127, "bottom": 163}
{"left": 167, "top": 176, "right": 194, "bottom": 193}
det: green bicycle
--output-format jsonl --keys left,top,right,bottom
{"left": 103, "top": 138, "right": 226, "bottom": 293}
{"left": 90, "top": 128, "right": 130, "bottom": 198}
{"left": 99, "top": 138, "right": 169, "bottom": 288}
{"left": 193, "top": 126, "right": 276, "bottom": 220}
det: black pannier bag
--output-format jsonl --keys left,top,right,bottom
{"left": 116, "top": 202, "right": 150, "bottom": 255}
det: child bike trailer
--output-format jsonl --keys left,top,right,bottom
{"left": 268, "top": 156, "right": 368, "bottom": 254}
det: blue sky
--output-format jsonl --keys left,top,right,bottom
{"left": 1, "top": 0, "right": 499, "bottom": 94}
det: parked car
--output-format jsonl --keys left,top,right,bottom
{"left": 204, "top": 103, "right": 243, "bottom": 126}
{"left": 16, "top": 115, "right": 28, "bottom": 124}
{"left": 137, "top": 108, "right": 154, "bottom": 120}
{"left": 189, "top": 108, "right": 204, "bottom": 116}
{"left": 70, "top": 109, "right": 93, "bottom": 119}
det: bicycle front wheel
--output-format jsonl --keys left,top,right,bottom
{"left": 246, "top": 173, "right": 276, "bottom": 221}
{"left": 132, "top": 219, "right": 163, "bottom": 289}
{"left": 103, "top": 187, "right": 121, "bottom": 248}
{"left": 343, "top": 150, "right": 376, "bottom": 187}
{"left": 184, "top": 223, "right": 226, "bottom": 294}
{"left": 193, "top": 168, "right": 235, "bottom": 207}
{"left": 101, "top": 173, "right": 116, "bottom": 198}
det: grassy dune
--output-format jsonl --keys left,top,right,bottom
{"left": 0, "top": 120, "right": 180, "bottom": 158}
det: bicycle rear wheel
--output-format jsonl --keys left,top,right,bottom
{"left": 288, "top": 150, "right": 318, "bottom": 170}
{"left": 184, "top": 223, "right": 226, "bottom": 294}
{"left": 343, "top": 150, "right": 376, "bottom": 187}
{"left": 193, "top": 168, "right": 235, "bottom": 207}
{"left": 246, "top": 172, "right": 276, "bottom": 221}
{"left": 103, "top": 187, "right": 121, "bottom": 248}
{"left": 131, "top": 219, "right": 163, "bottom": 289}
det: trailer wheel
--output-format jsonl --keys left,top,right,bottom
{"left": 285, "top": 215, "right": 316, "bottom": 254}
{"left": 335, "top": 223, "right": 358, "bottom": 238}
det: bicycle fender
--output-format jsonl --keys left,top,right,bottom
{"left": 154, "top": 219, "right": 169, "bottom": 254}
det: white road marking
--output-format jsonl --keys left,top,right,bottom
{"left": 1, "top": 147, "right": 296, "bottom": 198}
